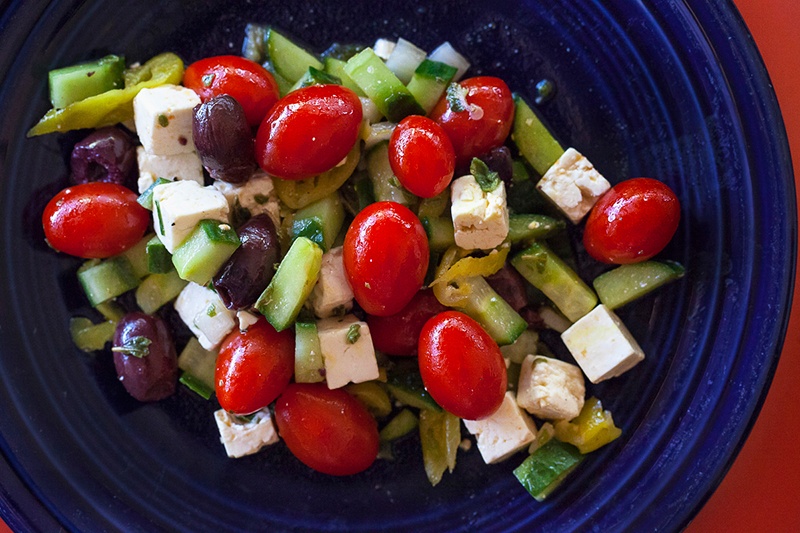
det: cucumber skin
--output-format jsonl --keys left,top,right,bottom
{"left": 172, "top": 220, "right": 240, "bottom": 286}
{"left": 511, "top": 94, "right": 565, "bottom": 175}
{"left": 49, "top": 54, "right": 125, "bottom": 109}
{"left": 77, "top": 257, "right": 140, "bottom": 307}
{"left": 513, "top": 439, "right": 584, "bottom": 501}
{"left": 593, "top": 261, "right": 685, "bottom": 310}
{"left": 266, "top": 28, "right": 323, "bottom": 83}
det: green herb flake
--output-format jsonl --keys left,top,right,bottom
{"left": 112, "top": 336, "right": 152, "bottom": 358}
{"left": 470, "top": 158, "right": 501, "bottom": 192}
{"left": 202, "top": 73, "right": 216, "bottom": 87}
{"left": 253, "top": 193, "right": 270, "bottom": 205}
{"left": 446, "top": 82, "right": 469, "bottom": 113}
{"left": 207, "top": 304, "right": 217, "bottom": 317}
{"left": 346, "top": 324, "right": 361, "bottom": 344}
{"left": 158, "top": 114, "right": 170, "bottom": 127}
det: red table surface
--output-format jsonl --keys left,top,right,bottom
{"left": 1, "top": 2, "right": 798, "bottom": 532}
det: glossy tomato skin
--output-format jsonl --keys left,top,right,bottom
{"left": 428, "top": 76, "right": 514, "bottom": 168}
{"left": 388, "top": 115, "right": 455, "bottom": 198}
{"left": 42, "top": 182, "right": 149, "bottom": 258}
{"left": 367, "top": 289, "right": 447, "bottom": 356}
{"left": 255, "top": 84, "right": 362, "bottom": 180}
{"left": 215, "top": 318, "right": 294, "bottom": 414}
{"left": 183, "top": 55, "right": 280, "bottom": 128}
{"left": 343, "top": 201, "right": 429, "bottom": 316}
{"left": 418, "top": 311, "right": 507, "bottom": 420}
{"left": 583, "top": 177, "right": 681, "bottom": 264}
{"left": 274, "top": 383, "right": 379, "bottom": 476}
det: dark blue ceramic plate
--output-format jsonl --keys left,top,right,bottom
{"left": 0, "top": 0, "right": 794, "bottom": 531}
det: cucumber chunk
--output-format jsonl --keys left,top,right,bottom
{"left": 294, "top": 321, "right": 325, "bottom": 383}
{"left": 407, "top": 59, "right": 458, "bottom": 113}
{"left": 69, "top": 317, "right": 116, "bottom": 352}
{"left": 137, "top": 177, "right": 171, "bottom": 210}
{"left": 323, "top": 57, "right": 365, "bottom": 96}
{"left": 135, "top": 270, "right": 188, "bottom": 314}
{"left": 172, "top": 220, "right": 241, "bottom": 286}
{"left": 506, "top": 214, "right": 566, "bottom": 243}
{"left": 255, "top": 237, "right": 323, "bottom": 332}
{"left": 291, "top": 192, "right": 345, "bottom": 252}
{"left": 118, "top": 234, "right": 152, "bottom": 279}
{"left": 177, "top": 337, "right": 217, "bottom": 400}
{"left": 386, "top": 361, "right": 442, "bottom": 412}
{"left": 511, "top": 94, "right": 565, "bottom": 175}
{"left": 421, "top": 216, "right": 455, "bottom": 252}
{"left": 454, "top": 276, "right": 528, "bottom": 346}
{"left": 380, "top": 408, "right": 419, "bottom": 441}
{"left": 146, "top": 236, "right": 173, "bottom": 274}
{"left": 366, "top": 142, "right": 414, "bottom": 206}
{"left": 513, "top": 439, "right": 584, "bottom": 501}
{"left": 49, "top": 54, "right": 125, "bottom": 109}
{"left": 77, "top": 257, "right": 140, "bottom": 306}
{"left": 593, "top": 261, "right": 685, "bottom": 310}
{"left": 289, "top": 66, "right": 341, "bottom": 92}
{"left": 267, "top": 28, "right": 324, "bottom": 83}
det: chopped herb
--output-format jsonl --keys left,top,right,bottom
{"left": 207, "top": 304, "right": 217, "bottom": 317}
{"left": 202, "top": 73, "right": 216, "bottom": 87}
{"left": 230, "top": 197, "right": 252, "bottom": 228}
{"left": 331, "top": 304, "right": 347, "bottom": 317}
{"left": 470, "top": 158, "right": 501, "bottom": 192}
{"left": 389, "top": 176, "right": 403, "bottom": 189}
{"left": 112, "top": 336, "right": 151, "bottom": 358}
{"left": 446, "top": 82, "right": 469, "bottom": 113}
{"left": 158, "top": 114, "right": 169, "bottom": 127}
{"left": 154, "top": 200, "right": 165, "bottom": 235}
{"left": 346, "top": 324, "right": 361, "bottom": 344}
{"left": 253, "top": 193, "right": 270, "bottom": 205}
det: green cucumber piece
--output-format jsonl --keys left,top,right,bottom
{"left": 255, "top": 237, "right": 323, "bottom": 332}
{"left": 455, "top": 276, "right": 528, "bottom": 346}
{"left": 77, "top": 257, "right": 140, "bottom": 306}
{"left": 135, "top": 270, "right": 189, "bottom": 314}
{"left": 513, "top": 439, "right": 584, "bottom": 501}
{"left": 291, "top": 192, "right": 345, "bottom": 252}
{"left": 294, "top": 321, "right": 325, "bottom": 383}
{"left": 416, "top": 190, "right": 449, "bottom": 219}
{"left": 266, "top": 28, "right": 323, "bottom": 83}
{"left": 49, "top": 54, "right": 125, "bottom": 109}
{"left": 511, "top": 94, "right": 565, "bottom": 175}
{"left": 506, "top": 214, "right": 567, "bottom": 243}
{"left": 69, "top": 317, "right": 116, "bottom": 352}
{"left": 343, "top": 48, "right": 425, "bottom": 122}
{"left": 500, "top": 328, "right": 540, "bottom": 365}
{"left": 146, "top": 236, "right": 172, "bottom": 274}
{"left": 323, "top": 57, "right": 365, "bottom": 96}
{"left": 137, "top": 177, "right": 171, "bottom": 210}
{"left": 366, "top": 142, "right": 414, "bottom": 206}
{"left": 117, "top": 234, "right": 152, "bottom": 279}
{"left": 407, "top": 59, "right": 457, "bottom": 113}
{"left": 177, "top": 337, "right": 217, "bottom": 399}
{"left": 593, "top": 261, "right": 685, "bottom": 310}
{"left": 94, "top": 300, "right": 125, "bottom": 322}
{"left": 172, "top": 220, "right": 240, "bottom": 286}
{"left": 421, "top": 216, "right": 455, "bottom": 252}
{"left": 511, "top": 241, "right": 597, "bottom": 322}
{"left": 380, "top": 408, "right": 419, "bottom": 441}
{"left": 289, "top": 66, "right": 341, "bottom": 92}
{"left": 386, "top": 361, "right": 442, "bottom": 412}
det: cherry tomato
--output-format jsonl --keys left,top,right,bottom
{"left": 255, "top": 84, "right": 362, "bottom": 180}
{"left": 388, "top": 115, "right": 455, "bottom": 198}
{"left": 41, "top": 182, "right": 149, "bottom": 258}
{"left": 367, "top": 289, "right": 447, "bottom": 356}
{"left": 183, "top": 55, "right": 280, "bottom": 128}
{"left": 274, "top": 383, "right": 379, "bottom": 476}
{"left": 583, "top": 177, "right": 681, "bottom": 264}
{"left": 215, "top": 318, "right": 294, "bottom": 414}
{"left": 343, "top": 201, "right": 429, "bottom": 316}
{"left": 418, "top": 311, "right": 507, "bottom": 420}
{"left": 428, "top": 76, "right": 514, "bottom": 168}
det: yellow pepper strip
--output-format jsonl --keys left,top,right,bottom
{"left": 28, "top": 52, "right": 184, "bottom": 137}
{"left": 553, "top": 397, "right": 622, "bottom": 454}
{"left": 430, "top": 246, "right": 472, "bottom": 307}
{"left": 430, "top": 244, "right": 510, "bottom": 287}
{"left": 419, "top": 409, "right": 461, "bottom": 486}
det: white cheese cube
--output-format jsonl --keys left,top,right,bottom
{"left": 214, "top": 408, "right": 279, "bottom": 458}
{"left": 450, "top": 174, "right": 509, "bottom": 250}
{"left": 317, "top": 314, "right": 379, "bottom": 389}
{"left": 152, "top": 180, "right": 229, "bottom": 253}
{"left": 236, "top": 310, "right": 260, "bottom": 332}
{"left": 463, "top": 392, "right": 538, "bottom": 464}
{"left": 212, "top": 171, "right": 281, "bottom": 229}
{"left": 133, "top": 84, "right": 200, "bottom": 155}
{"left": 561, "top": 304, "right": 645, "bottom": 383}
{"left": 175, "top": 282, "right": 236, "bottom": 351}
{"left": 536, "top": 148, "right": 611, "bottom": 224}
{"left": 136, "top": 147, "right": 205, "bottom": 193}
{"left": 516, "top": 355, "right": 585, "bottom": 420}
{"left": 308, "top": 246, "right": 354, "bottom": 318}
{"left": 372, "top": 38, "right": 396, "bottom": 61}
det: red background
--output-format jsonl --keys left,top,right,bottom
{"left": 1, "top": 1, "right": 798, "bottom": 531}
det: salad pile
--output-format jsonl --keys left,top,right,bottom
{"left": 32, "top": 25, "right": 684, "bottom": 499}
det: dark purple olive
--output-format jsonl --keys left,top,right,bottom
{"left": 213, "top": 214, "right": 280, "bottom": 309}
{"left": 487, "top": 264, "right": 529, "bottom": 312}
{"left": 112, "top": 312, "right": 178, "bottom": 402}
{"left": 70, "top": 126, "right": 136, "bottom": 187}
{"left": 480, "top": 146, "right": 514, "bottom": 187}
{"left": 193, "top": 94, "right": 256, "bottom": 183}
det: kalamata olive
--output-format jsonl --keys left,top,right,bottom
{"left": 70, "top": 126, "right": 136, "bottom": 188}
{"left": 480, "top": 146, "right": 514, "bottom": 187}
{"left": 213, "top": 214, "right": 280, "bottom": 309}
{"left": 193, "top": 95, "right": 256, "bottom": 183}
{"left": 487, "top": 264, "right": 529, "bottom": 312}
{"left": 112, "top": 312, "right": 178, "bottom": 402}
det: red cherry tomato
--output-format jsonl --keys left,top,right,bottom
{"left": 343, "top": 201, "right": 429, "bottom": 316}
{"left": 418, "top": 311, "right": 507, "bottom": 420}
{"left": 183, "top": 55, "right": 280, "bottom": 128}
{"left": 215, "top": 318, "right": 294, "bottom": 414}
{"left": 255, "top": 84, "right": 362, "bottom": 180}
{"left": 367, "top": 289, "right": 447, "bottom": 356}
{"left": 583, "top": 177, "right": 681, "bottom": 264}
{"left": 41, "top": 182, "right": 149, "bottom": 258}
{"left": 388, "top": 115, "right": 455, "bottom": 198}
{"left": 428, "top": 76, "right": 514, "bottom": 168}
{"left": 274, "top": 383, "right": 379, "bottom": 476}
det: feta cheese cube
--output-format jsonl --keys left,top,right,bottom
{"left": 516, "top": 355, "right": 585, "bottom": 420}
{"left": 308, "top": 246, "right": 354, "bottom": 318}
{"left": 373, "top": 38, "right": 396, "bottom": 61}
{"left": 463, "top": 391, "right": 538, "bottom": 464}
{"left": 450, "top": 174, "right": 509, "bottom": 250}
{"left": 133, "top": 84, "right": 200, "bottom": 155}
{"left": 236, "top": 310, "right": 260, "bottom": 332}
{"left": 561, "top": 304, "right": 645, "bottom": 383}
{"left": 214, "top": 408, "right": 279, "bottom": 458}
{"left": 317, "top": 314, "right": 379, "bottom": 389}
{"left": 175, "top": 282, "right": 236, "bottom": 350}
{"left": 152, "top": 180, "right": 229, "bottom": 253}
{"left": 536, "top": 148, "right": 611, "bottom": 224}
{"left": 136, "top": 147, "right": 205, "bottom": 193}
{"left": 212, "top": 171, "right": 281, "bottom": 229}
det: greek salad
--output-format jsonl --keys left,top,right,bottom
{"left": 32, "top": 25, "right": 684, "bottom": 499}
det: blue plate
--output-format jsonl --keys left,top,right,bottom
{"left": 0, "top": 0, "right": 795, "bottom": 531}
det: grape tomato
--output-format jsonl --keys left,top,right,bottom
{"left": 388, "top": 115, "right": 455, "bottom": 198}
